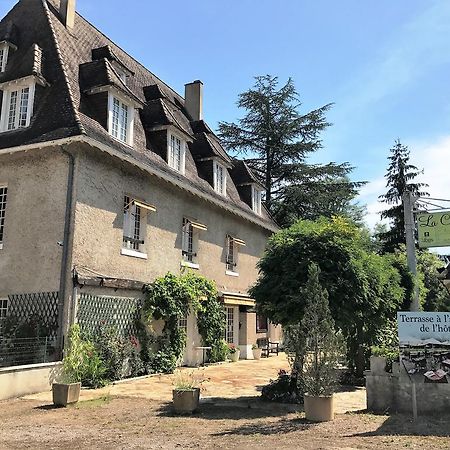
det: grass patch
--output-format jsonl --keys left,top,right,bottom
{"left": 75, "top": 394, "right": 112, "bottom": 409}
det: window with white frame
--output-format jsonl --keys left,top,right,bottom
{"left": 224, "top": 306, "right": 234, "bottom": 344}
{"left": 0, "top": 44, "right": 9, "bottom": 73}
{"left": 108, "top": 93, "right": 134, "bottom": 145}
{"left": 122, "top": 195, "right": 145, "bottom": 254}
{"left": 181, "top": 218, "right": 206, "bottom": 267}
{"left": 168, "top": 134, "right": 185, "bottom": 173}
{"left": 252, "top": 185, "right": 262, "bottom": 215}
{"left": 178, "top": 314, "right": 188, "bottom": 334}
{"left": 182, "top": 218, "right": 195, "bottom": 263}
{"left": 0, "top": 82, "right": 35, "bottom": 132}
{"left": 0, "top": 298, "right": 7, "bottom": 319}
{"left": 0, "top": 186, "right": 7, "bottom": 249}
{"left": 213, "top": 161, "right": 226, "bottom": 196}
{"left": 226, "top": 235, "right": 245, "bottom": 274}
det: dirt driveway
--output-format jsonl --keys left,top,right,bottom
{"left": 1, "top": 355, "right": 449, "bottom": 449}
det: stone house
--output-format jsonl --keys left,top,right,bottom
{"left": 0, "top": 0, "right": 281, "bottom": 366}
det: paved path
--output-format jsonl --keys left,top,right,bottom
{"left": 24, "top": 354, "right": 366, "bottom": 413}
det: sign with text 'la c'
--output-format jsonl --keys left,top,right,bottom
{"left": 417, "top": 211, "right": 450, "bottom": 248}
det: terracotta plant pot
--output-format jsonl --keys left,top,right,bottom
{"left": 304, "top": 394, "right": 334, "bottom": 422}
{"left": 252, "top": 348, "right": 262, "bottom": 360}
{"left": 230, "top": 350, "right": 240, "bottom": 362}
{"left": 172, "top": 388, "right": 200, "bottom": 414}
{"left": 52, "top": 382, "right": 81, "bottom": 407}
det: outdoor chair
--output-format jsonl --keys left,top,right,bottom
{"left": 257, "top": 338, "right": 280, "bottom": 358}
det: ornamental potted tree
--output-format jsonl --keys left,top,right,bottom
{"left": 53, "top": 325, "right": 84, "bottom": 407}
{"left": 228, "top": 344, "right": 240, "bottom": 362}
{"left": 252, "top": 344, "right": 262, "bottom": 360}
{"left": 300, "top": 264, "right": 339, "bottom": 422}
{"left": 172, "top": 369, "right": 207, "bottom": 414}
{"left": 53, "top": 325, "right": 105, "bottom": 406}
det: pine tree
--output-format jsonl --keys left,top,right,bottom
{"left": 379, "top": 139, "right": 428, "bottom": 253}
{"left": 299, "top": 263, "right": 338, "bottom": 396}
{"left": 218, "top": 75, "right": 363, "bottom": 221}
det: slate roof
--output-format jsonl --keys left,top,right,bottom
{"left": 0, "top": 0, "right": 277, "bottom": 231}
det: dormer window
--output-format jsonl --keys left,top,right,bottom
{"left": 168, "top": 133, "right": 186, "bottom": 173}
{"left": 213, "top": 161, "right": 227, "bottom": 196}
{"left": 108, "top": 92, "right": 134, "bottom": 145}
{"left": 0, "top": 44, "right": 9, "bottom": 72}
{"left": 252, "top": 186, "right": 263, "bottom": 215}
{"left": 0, "top": 79, "right": 35, "bottom": 132}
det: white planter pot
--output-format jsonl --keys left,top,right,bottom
{"left": 230, "top": 350, "right": 240, "bottom": 362}
{"left": 304, "top": 393, "right": 334, "bottom": 422}
{"left": 252, "top": 348, "right": 262, "bottom": 360}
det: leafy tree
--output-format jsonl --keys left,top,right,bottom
{"left": 218, "top": 75, "right": 363, "bottom": 221}
{"left": 379, "top": 139, "right": 428, "bottom": 253}
{"left": 418, "top": 251, "right": 450, "bottom": 312}
{"left": 251, "top": 217, "right": 405, "bottom": 377}
{"left": 272, "top": 164, "right": 366, "bottom": 227}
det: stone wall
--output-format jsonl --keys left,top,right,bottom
{"left": 366, "top": 356, "right": 450, "bottom": 414}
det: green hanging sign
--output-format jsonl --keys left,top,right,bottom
{"left": 417, "top": 211, "right": 450, "bottom": 248}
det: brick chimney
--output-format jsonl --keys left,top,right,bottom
{"left": 60, "top": 0, "right": 76, "bottom": 29}
{"left": 185, "top": 80, "right": 203, "bottom": 121}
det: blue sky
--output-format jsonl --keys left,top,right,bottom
{"left": 3, "top": 0, "right": 450, "bottom": 227}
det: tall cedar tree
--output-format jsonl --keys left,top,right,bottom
{"left": 378, "top": 140, "right": 428, "bottom": 253}
{"left": 218, "top": 76, "right": 364, "bottom": 223}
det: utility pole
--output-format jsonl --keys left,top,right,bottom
{"left": 403, "top": 191, "right": 420, "bottom": 311}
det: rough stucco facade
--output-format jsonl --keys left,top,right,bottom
{"left": 0, "top": 0, "right": 282, "bottom": 368}
{"left": 72, "top": 146, "right": 270, "bottom": 293}
{"left": 0, "top": 147, "right": 68, "bottom": 297}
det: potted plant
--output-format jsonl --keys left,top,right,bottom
{"left": 52, "top": 325, "right": 84, "bottom": 407}
{"left": 53, "top": 325, "right": 105, "bottom": 406}
{"left": 172, "top": 369, "right": 207, "bottom": 414}
{"left": 228, "top": 344, "right": 240, "bottom": 362}
{"left": 252, "top": 344, "right": 262, "bottom": 360}
{"left": 300, "top": 264, "right": 339, "bottom": 422}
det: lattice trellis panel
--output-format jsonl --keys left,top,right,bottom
{"left": 77, "top": 293, "right": 142, "bottom": 337}
{"left": 6, "top": 291, "right": 60, "bottom": 340}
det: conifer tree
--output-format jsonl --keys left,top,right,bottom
{"left": 218, "top": 75, "right": 363, "bottom": 222}
{"left": 379, "top": 139, "right": 428, "bottom": 253}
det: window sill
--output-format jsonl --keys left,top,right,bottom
{"left": 121, "top": 248, "right": 147, "bottom": 260}
{"left": 0, "top": 243, "right": 3, "bottom": 250}
{"left": 181, "top": 260, "right": 200, "bottom": 270}
{"left": 226, "top": 270, "right": 239, "bottom": 277}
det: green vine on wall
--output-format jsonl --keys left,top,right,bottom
{"left": 141, "top": 272, "right": 226, "bottom": 374}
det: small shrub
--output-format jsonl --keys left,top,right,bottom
{"left": 261, "top": 370, "right": 302, "bottom": 403}
{"left": 173, "top": 369, "right": 208, "bottom": 391}
{"left": 63, "top": 325, "right": 106, "bottom": 388}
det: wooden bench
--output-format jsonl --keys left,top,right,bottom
{"left": 257, "top": 338, "right": 279, "bottom": 358}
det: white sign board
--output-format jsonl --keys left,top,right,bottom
{"left": 397, "top": 312, "right": 450, "bottom": 346}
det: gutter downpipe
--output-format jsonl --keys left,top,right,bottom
{"left": 57, "top": 145, "right": 75, "bottom": 356}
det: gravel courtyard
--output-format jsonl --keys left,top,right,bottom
{"left": 1, "top": 355, "right": 448, "bottom": 449}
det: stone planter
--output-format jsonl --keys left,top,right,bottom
{"left": 230, "top": 350, "right": 240, "bottom": 362}
{"left": 52, "top": 382, "right": 81, "bottom": 407}
{"left": 370, "top": 356, "right": 387, "bottom": 374}
{"left": 252, "top": 348, "right": 262, "bottom": 360}
{"left": 304, "top": 394, "right": 334, "bottom": 422}
{"left": 172, "top": 388, "right": 200, "bottom": 414}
